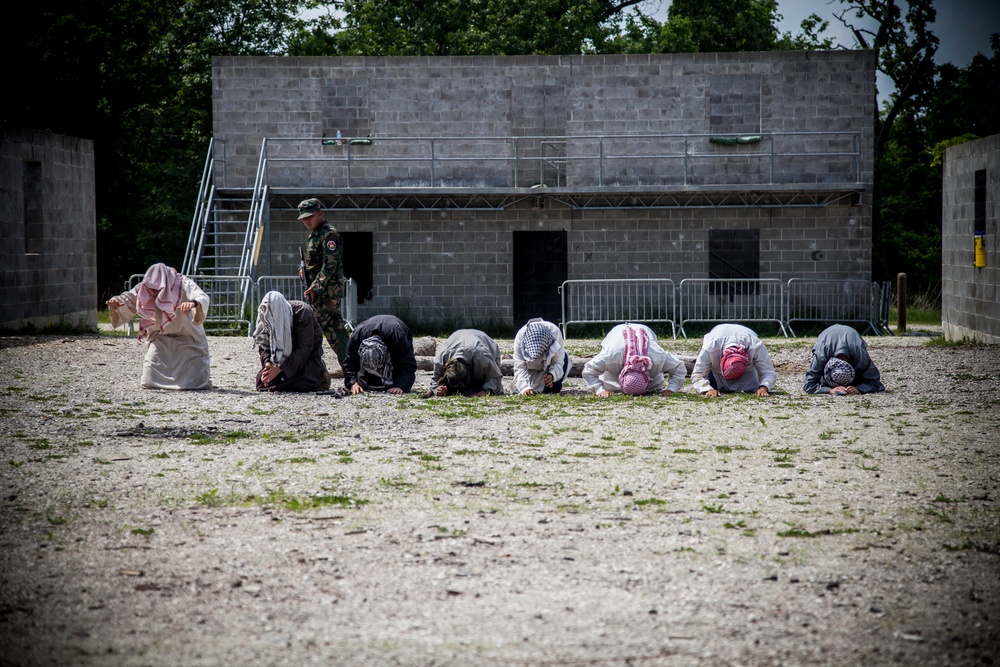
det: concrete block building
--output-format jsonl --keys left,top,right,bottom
{"left": 205, "top": 52, "right": 875, "bottom": 327}
{"left": 942, "top": 133, "right": 1000, "bottom": 344}
{"left": 1, "top": 130, "right": 97, "bottom": 330}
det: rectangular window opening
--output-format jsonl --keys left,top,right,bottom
{"left": 23, "top": 160, "right": 43, "bottom": 255}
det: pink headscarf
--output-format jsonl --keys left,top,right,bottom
{"left": 135, "top": 263, "right": 184, "bottom": 341}
{"left": 619, "top": 325, "right": 652, "bottom": 395}
{"left": 720, "top": 344, "right": 749, "bottom": 380}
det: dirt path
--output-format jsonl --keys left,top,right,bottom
{"left": 0, "top": 333, "right": 997, "bottom": 666}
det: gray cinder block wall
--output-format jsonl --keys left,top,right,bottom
{"left": 0, "top": 130, "right": 98, "bottom": 330}
{"left": 213, "top": 52, "right": 874, "bottom": 326}
{"left": 942, "top": 133, "right": 1000, "bottom": 344}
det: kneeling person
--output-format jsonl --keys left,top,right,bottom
{"left": 343, "top": 314, "right": 417, "bottom": 394}
{"left": 430, "top": 329, "right": 504, "bottom": 397}
{"left": 253, "top": 291, "right": 330, "bottom": 392}
{"left": 804, "top": 324, "right": 885, "bottom": 395}
{"left": 691, "top": 323, "right": 776, "bottom": 397}
{"left": 513, "top": 318, "right": 572, "bottom": 395}
{"left": 107, "top": 263, "right": 212, "bottom": 390}
{"left": 582, "top": 323, "right": 686, "bottom": 397}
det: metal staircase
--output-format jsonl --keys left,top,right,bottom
{"left": 181, "top": 139, "right": 266, "bottom": 334}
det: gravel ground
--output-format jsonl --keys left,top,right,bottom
{"left": 0, "top": 330, "right": 998, "bottom": 666}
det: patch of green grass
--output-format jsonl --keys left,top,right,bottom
{"left": 932, "top": 494, "right": 963, "bottom": 503}
{"left": 130, "top": 527, "right": 155, "bottom": 537}
{"left": 634, "top": 498, "right": 666, "bottom": 507}
{"left": 777, "top": 526, "right": 860, "bottom": 538}
{"left": 195, "top": 488, "right": 222, "bottom": 507}
{"left": 702, "top": 503, "right": 724, "bottom": 514}
{"left": 278, "top": 456, "right": 317, "bottom": 464}
{"left": 46, "top": 510, "right": 68, "bottom": 525}
{"left": 942, "top": 539, "right": 999, "bottom": 555}
{"left": 379, "top": 477, "right": 414, "bottom": 488}
{"left": 189, "top": 430, "right": 254, "bottom": 445}
{"left": 673, "top": 448, "right": 698, "bottom": 454}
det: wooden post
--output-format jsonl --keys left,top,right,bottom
{"left": 896, "top": 273, "right": 907, "bottom": 334}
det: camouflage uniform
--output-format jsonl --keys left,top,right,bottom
{"left": 303, "top": 219, "right": 349, "bottom": 367}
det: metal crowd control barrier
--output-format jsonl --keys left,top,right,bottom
{"left": 253, "top": 276, "right": 358, "bottom": 334}
{"left": 785, "top": 279, "right": 880, "bottom": 337}
{"left": 677, "top": 279, "right": 787, "bottom": 338}
{"left": 192, "top": 275, "right": 253, "bottom": 336}
{"left": 558, "top": 279, "right": 677, "bottom": 338}
{"left": 119, "top": 274, "right": 145, "bottom": 337}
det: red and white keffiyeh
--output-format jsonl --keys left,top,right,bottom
{"left": 720, "top": 344, "right": 750, "bottom": 380}
{"left": 619, "top": 324, "right": 652, "bottom": 395}
{"left": 135, "top": 263, "right": 184, "bottom": 341}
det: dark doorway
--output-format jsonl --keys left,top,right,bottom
{"left": 341, "top": 231, "right": 373, "bottom": 304}
{"left": 513, "top": 230, "right": 567, "bottom": 326}
{"left": 708, "top": 229, "right": 760, "bottom": 295}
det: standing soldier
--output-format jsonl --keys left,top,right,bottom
{"left": 297, "top": 198, "right": 349, "bottom": 371}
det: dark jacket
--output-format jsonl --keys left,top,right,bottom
{"left": 256, "top": 301, "right": 326, "bottom": 392}
{"left": 803, "top": 324, "right": 885, "bottom": 394}
{"left": 342, "top": 314, "right": 417, "bottom": 392}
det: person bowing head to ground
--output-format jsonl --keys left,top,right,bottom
{"left": 429, "top": 329, "right": 504, "bottom": 397}
{"left": 106, "top": 263, "right": 211, "bottom": 390}
{"left": 513, "top": 318, "right": 572, "bottom": 396}
{"left": 343, "top": 314, "right": 417, "bottom": 395}
{"left": 253, "top": 291, "right": 330, "bottom": 392}
{"left": 691, "top": 323, "right": 776, "bottom": 397}
{"left": 803, "top": 324, "right": 885, "bottom": 396}
{"left": 582, "top": 323, "right": 686, "bottom": 398}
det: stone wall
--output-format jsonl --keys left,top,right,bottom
{"left": 942, "top": 134, "right": 1000, "bottom": 344}
{"left": 212, "top": 52, "right": 875, "bottom": 191}
{"left": 260, "top": 203, "right": 870, "bottom": 326}
{"left": 212, "top": 52, "right": 875, "bottom": 327}
{"left": 0, "top": 130, "right": 97, "bottom": 330}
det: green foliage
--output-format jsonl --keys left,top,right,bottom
{"left": 296, "top": 0, "right": 634, "bottom": 56}
{"left": 6, "top": 0, "right": 308, "bottom": 300}
{"left": 833, "top": 2, "right": 1000, "bottom": 291}
{"left": 604, "top": 0, "right": 832, "bottom": 54}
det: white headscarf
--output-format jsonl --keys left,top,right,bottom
{"left": 253, "top": 291, "right": 293, "bottom": 365}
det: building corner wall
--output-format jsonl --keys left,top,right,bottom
{"left": 1, "top": 130, "right": 98, "bottom": 330}
{"left": 941, "top": 133, "right": 1000, "bottom": 344}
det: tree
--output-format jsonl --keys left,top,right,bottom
{"left": 4, "top": 0, "right": 307, "bottom": 300}
{"left": 834, "top": 0, "right": 939, "bottom": 162}
{"left": 291, "top": 0, "right": 651, "bottom": 56}
{"left": 603, "top": 0, "right": 832, "bottom": 54}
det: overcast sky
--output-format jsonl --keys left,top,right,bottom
{"left": 637, "top": 0, "right": 999, "bottom": 103}
{"left": 772, "top": 0, "right": 999, "bottom": 67}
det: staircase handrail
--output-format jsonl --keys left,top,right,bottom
{"left": 237, "top": 138, "right": 270, "bottom": 312}
{"left": 183, "top": 139, "right": 216, "bottom": 275}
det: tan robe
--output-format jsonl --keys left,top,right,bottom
{"left": 110, "top": 277, "right": 212, "bottom": 390}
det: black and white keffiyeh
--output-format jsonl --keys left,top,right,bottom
{"left": 359, "top": 336, "right": 393, "bottom": 387}
{"left": 521, "top": 322, "right": 554, "bottom": 362}
{"left": 823, "top": 357, "right": 855, "bottom": 387}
